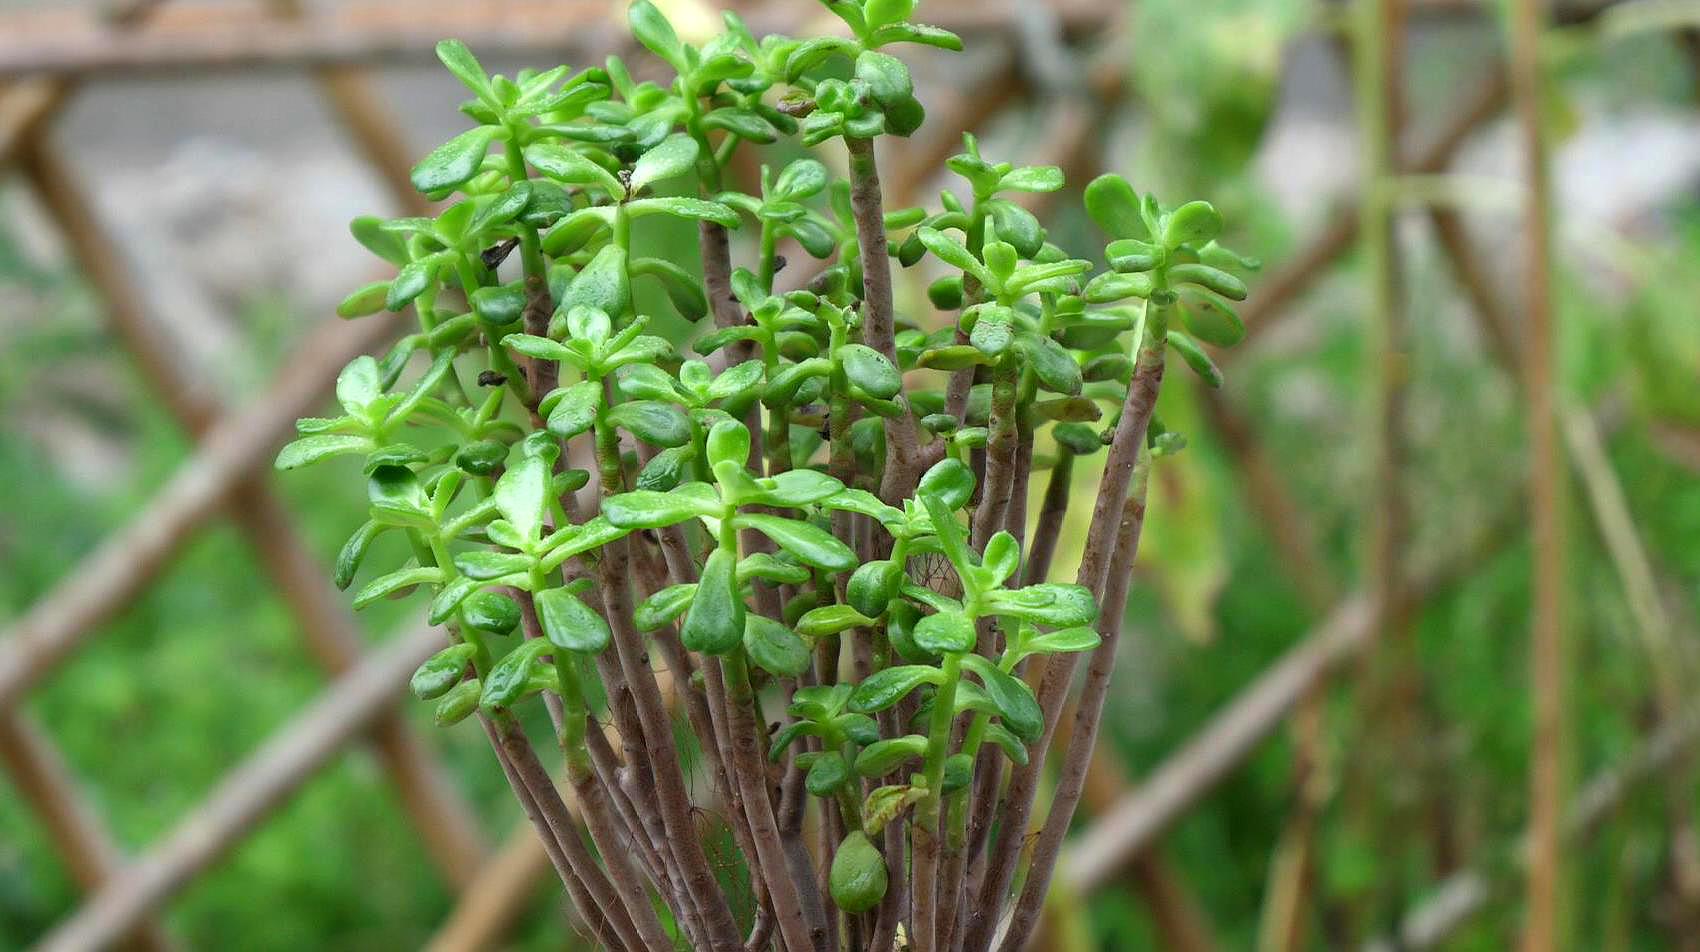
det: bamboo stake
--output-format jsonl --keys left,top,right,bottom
{"left": 1507, "top": 0, "right": 1569, "bottom": 942}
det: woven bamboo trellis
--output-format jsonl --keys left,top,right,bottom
{"left": 0, "top": 0, "right": 1689, "bottom": 950}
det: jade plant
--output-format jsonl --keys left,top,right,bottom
{"left": 278, "top": 2, "right": 1255, "bottom": 949}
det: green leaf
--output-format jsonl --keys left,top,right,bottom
{"left": 999, "top": 166, "right": 1065, "bottom": 193}
{"left": 503, "top": 333, "right": 573, "bottom": 363}
{"left": 630, "top": 135, "right": 700, "bottom": 194}
{"left": 774, "top": 158, "right": 829, "bottom": 200}
{"left": 337, "top": 281, "right": 391, "bottom": 318}
{"left": 367, "top": 465, "right": 434, "bottom": 528}
{"left": 821, "top": 488, "right": 905, "bottom": 526}
{"left": 635, "top": 583, "right": 696, "bottom": 631}
{"left": 961, "top": 655, "right": 1042, "bottom": 742}
{"left": 603, "top": 484, "right": 720, "bottom": 529}
{"left": 839, "top": 343, "right": 902, "bottom": 399}
{"left": 524, "top": 142, "right": 624, "bottom": 197}
{"left": 470, "top": 284, "right": 526, "bottom": 326}
{"left": 1019, "top": 625, "right": 1101, "bottom": 658}
{"left": 334, "top": 520, "right": 383, "bottom": 590}
{"left": 536, "top": 587, "right": 611, "bottom": 653}
{"left": 916, "top": 457, "right": 975, "bottom": 511}
{"left": 436, "top": 40, "right": 496, "bottom": 103}
{"left": 863, "top": 0, "right": 915, "bottom": 31}
{"left": 1163, "top": 200, "right": 1222, "bottom": 248}
{"left": 411, "top": 643, "right": 477, "bottom": 700}
{"left": 849, "top": 665, "right": 941, "bottom": 713}
{"left": 630, "top": 256, "right": 709, "bottom": 320}
{"left": 350, "top": 215, "right": 410, "bottom": 265}
{"left": 607, "top": 400, "right": 692, "bottom": 448}
{"left": 829, "top": 830, "right": 889, "bottom": 914}
{"left": 847, "top": 559, "right": 903, "bottom": 618}
{"left": 987, "top": 200, "right": 1044, "bottom": 258}
{"left": 352, "top": 566, "right": 444, "bottom": 609}
{"left": 1106, "top": 238, "right": 1160, "bottom": 273}
{"left": 917, "top": 227, "right": 991, "bottom": 284}
{"left": 429, "top": 575, "right": 481, "bottom": 625}
{"left": 336, "top": 356, "right": 382, "bottom": 417}
{"left": 1181, "top": 292, "right": 1246, "bottom": 347}
{"left": 495, "top": 456, "right": 549, "bottom": 542}
{"left": 386, "top": 259, "right": 435, "bottom": 312}
{"left": 1167, "top": 262, "right": 1247, "bottom": 301}
{"left": 855, "top": 50, "right": 913, "bottom": 109}
{"left": 1167, "top": 330, "right": 1224, "bottom": 388}
{"left": 463, "top": 591, "right": 521, "bottom": 635}
{"left": 736, "top": 514, "right": 856, "bottom": 572}
{"left": 1014, "top": 331, "right": 1083, "bottom": 395}
{"left": 274, "top": 434, "right": 373, "bottom": 470}
{"left": 546, "top": 380, "right": 603, "bottom": 439}
{"left": 1084, "top": 173, "right": 1145, "bottom": 240}
{"left": 412, "top": 126, "right": 502, "bottom": 194}
{"left": 561, "top": 245, "right": 631, "bottom": 318}
{"left": 481, "top": 640, "right": 550, "bottom": 710}
{"left": 681, "top": 548, "right": 744, "bottom": 654}
{"left": 969, "top": 308, "right": 1014, "bottom": 358}
{"left": 705, "top": 418, "right": 752, "bottom": 471}
{"left": 625, "top": 196, "right": 742, "bottom": 227}
{"left": 454, "top": 551, "right": 534, "bottom": 581}
{"left": 738, "top": 553, "right": 812, "bottom": 586}
{"left": 853, "top": 734, "right": 929, "bottom": 776}
{"left": 744, "top": 615, "right": 811, "bottom": 677}
{"left": 753, "top": 469, "right": 845, "bottom": 508}
{"left": 807, "top": 750, "right": 851, "bottom": 796}
{"left": 985, "top": 583, "right": 1098, "bottom": 627}
{"left": 984, "top": 722, "right": 1030, "bottom": 766}
{"left": 434, "top": 679, "right": 482, "bottom": 726}
{"left": 706, "top": 360, "right": 766, "bottom": 402}
{"left": 628, "top": 0, "right": 685, "bottom": 69}
{"left": 796, "top": 604, "right": 876, "bottom": 638}
{"left": 913, "top": 608, "right": 975, "bottom": 655}
{"left": 980, "top": 532, "right": 1020, "bottom": 588}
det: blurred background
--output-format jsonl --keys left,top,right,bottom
{"left": 2, "top": 0, "right": 1699, "bottom": 949}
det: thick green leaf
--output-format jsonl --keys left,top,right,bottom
{"left": 774, "top": 158, "right": 829, "bottom": 200}
{"left": 913, "top": 607, "right": 975, "bottom": 655}
{"left": 436, "top": 40, "right": 495, "bottom": 102}
{"left": 1181, "top": 292, "right": 1246, "bottom": 347}
{"left": 916, "top": 457, "right": 975, "bottom": 511}
{"left": 607, "top": 400, "right": 692, "bottom": 447}
{"left": 337, "top": 281, "right": 391, "bottom": 318}
{"left": 807, "top": 750, "right": 851, "bottom": 796}
{"left": 626, "top": 196, "right": 742, "bottom": 227}
{"left": 454, "top": 551, "right": 534, "bottom": 581}
{"left": 434, "top": 679, "right": 482, "bottom": 726}
{"left": 1014, "top": 331, "right": 1082, "bottom": 395}
{"left": 999, "top": 166, "right": 1065, "bottom": 193}
{"left": 736, "top": 514, "right": 856, "bottom": 571}
{"left": 463, "top": 591, "right": 521, "bottom": 635}
{"left": 603, "top": 484, "right": 720, "bottom": 529}
{"left": 1168, "top": 262, "right": 1247, "bottom": 301}
{"left": 536, "top": 587, "right": 611, "bottom": 653}
{"left": 980, "top": 532, "right": 1020, "bottom": 588}
{"left": 917, "top": 227, "right": 991, "bottom": 283}
{"left": 429, "top": 575, "right": 481, "bottom": 625}
{"left": 1163, "top": 200, "right": 1222, "bottom": 248}
{"left": 635, "top": 583, "right": 696, "bottom": 631}
{"left": 861, "top": 783, "right": 925, "bottom": 835}
{"left": 628, "top": 0, "right": 685, "bottom": 69}
{"left": 411, "top": 643, "right": 477, "bottom": 700}
{"left": 847, "top": 559, "right": 903, "bottom": 618}
{"left": 524, "top": 142, "right": 625, "bottom": 196}
{"left": 546, "top": 380, "right": 602, "bottom": 439}
{"left": 744, "top": 615, "right": 811, "bottom": 677}
{"left": 863, "top": 0, "right": 915, "bottom": 31}
{"left": 275, "top": 434, "right": 373, "bottom": 470}
{"left": 985, "top": 582, "right": 1098, "bottom": 626}
{"left": 1167, "top": 330, "right": 1223, "bottom": 388}
{"left": 352, "top": 566, "right": 444, "bottom": 609}
{"left": 385, "top": 259, "right": 434, "bottom": 312}
{"left": 1084, "top": 173, "right": 1144, "bottom": 240}
{"left": 984, "top": 722, "right": 1030, "bottom": 766}
{"left": 1019, "top": 625, "right": 1101, "bottom": 658}
{"left": 494, "top": 456, "right": 549, "bottom": 541}
{"left": 849, "top": 665, "right": 940, "bottom": 713}
{"left": 503, "top": 333, "right": 573, "bottom": 362}
{"left": 680, "top": 548, "right": 744, "bottom": 654}
{"left": 853, "top": 735, "right": 929, "bottom": 776}
{"left": 367, "top": 465, "right": 433, "bottom": 528}
{"left": 839, "top": 343, "right": 902, "bottom": 399}
{"left": 630, "top": 135, "right": 700, "bottom": 193}
{"left": 796, "top": 604, "right": 876, "bottom": 638}
{"left": 334, "top": 520, "right": 383, "bottom": 590}
{"left": 961, "top": 654, "right": 1042, "bottom": 742}
{"left": 829, "top": 830, "right": 889, "bottom": 914}
{"left": 754, "top": 469, "right": 844, "bottom": 508}
{"left": 480, "top": 640, "right": 550, "bottom": 709}
{"left": 561, "top": 245, "right": 631, "bottom": 318}
{"left": 412, "top": 126, "right": 502, "bottom": 194}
